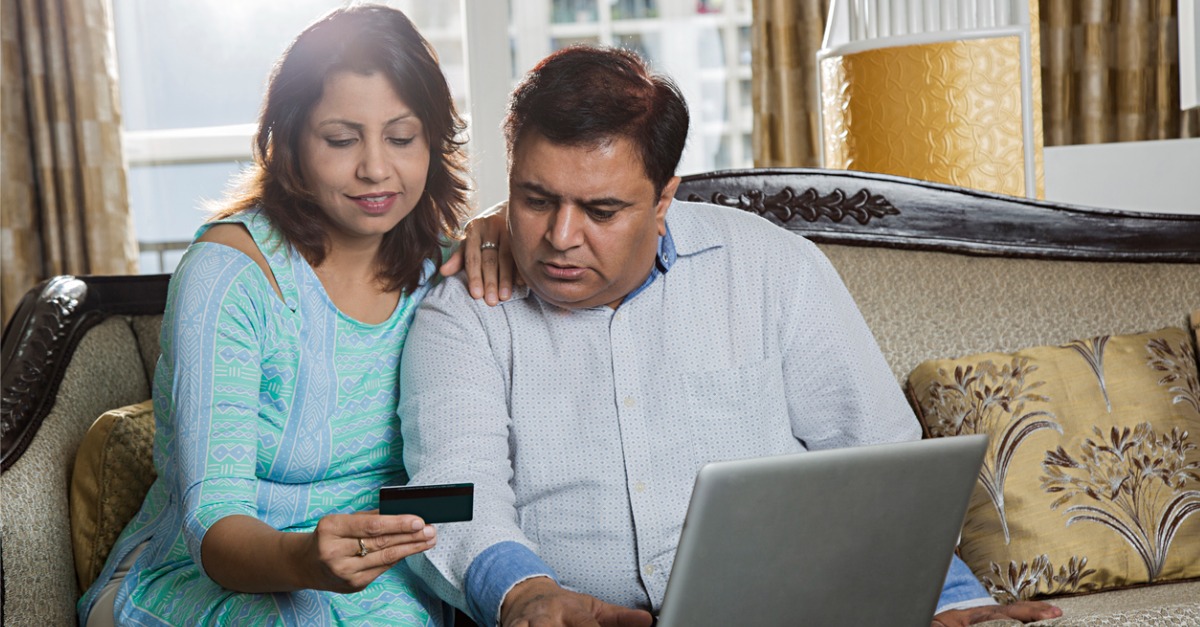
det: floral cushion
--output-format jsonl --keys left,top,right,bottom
{"left": 907, "top": 326, "right": 1200, "bottom": 602}
{"left": 1192, "top": 309, "right": 1199, "bottom": 354}
{"left": 70, "top": 400, "right": 157, "bottom": 591}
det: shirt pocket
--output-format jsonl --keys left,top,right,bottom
{"left": 680, "top": 355, "right": 797, "bottom": 462}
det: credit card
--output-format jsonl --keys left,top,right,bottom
{"left": 379, "top": 482, "right": 474, "bottom": 524}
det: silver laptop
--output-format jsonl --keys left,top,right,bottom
{"left": 656, "top": 434, "right": 988, "bottom": 627}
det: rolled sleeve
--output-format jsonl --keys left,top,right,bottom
{"left": 936, "top": 554, "right": 994, "bottom": 613}
{"left": 465, "top": 541, "right": 559, "bottom": 626}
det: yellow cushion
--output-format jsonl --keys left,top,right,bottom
{"left": 907, "top": 326, "right": 1200, "bottom": 602}
{"left": 1192, "top": 310, "right": 1199, "bottom": 351}
{"left": 70, "top": 400, "right": 157, "bottom": 591}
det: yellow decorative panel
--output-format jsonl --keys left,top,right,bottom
{"left": 1026, "top": 0, "right": 1045, "bottom": 198}
{"left": 821, "top": 37, "right": 1041, "bottom": 198}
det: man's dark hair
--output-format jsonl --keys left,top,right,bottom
{"left": 504, "top": 45, "right": 689, "bottom": 195}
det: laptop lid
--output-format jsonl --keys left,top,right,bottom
{"left": 655, "top": 434, "right": 988, "bottom": 627}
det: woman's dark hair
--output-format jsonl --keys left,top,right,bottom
{"left": 215, "top": 4, "right": 468, "bottom": 294}
{"left": 503, "top": 45, "right": 689, "bottom": 196}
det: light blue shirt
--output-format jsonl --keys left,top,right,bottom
{"left": 399, "top": 200, "right": 991, "bottom": 625}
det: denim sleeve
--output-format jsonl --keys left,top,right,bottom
{"left": 936, "top": 554, "right": 995, "bottom": 613}
{"left": 465, "top": 541, "right": 559, "bottom": 626}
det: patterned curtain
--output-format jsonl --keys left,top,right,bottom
{"left": 750, "top": 0, "right": 830, "bottom": 168}
{"left": 1, "top": 0, "right": 136, "bottom": 324}
{"left": 752, "top": 0, "right": 1199, "bottom": 165}
{"left": 1040, "top": 0, "right": 1199, "bottom": 145}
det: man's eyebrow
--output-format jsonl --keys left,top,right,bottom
{"left": 517, "top": 181, "right": 631, "bottom": 209}
{"left": 517, "top": 181, "right": 560, "bottom": 200}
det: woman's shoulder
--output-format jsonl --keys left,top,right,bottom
{"left": 196, "top": 223, "right": 270, "bottom": 271}
{"left": 193, "top": 212, "right": 285, "bottom": 302}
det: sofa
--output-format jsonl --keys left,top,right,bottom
{"left": 2, "top": 168, "right": 1198, "bottom": 626}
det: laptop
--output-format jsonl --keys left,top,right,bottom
{"left": 655, "top": 434, "right": 988, "bottom": 627}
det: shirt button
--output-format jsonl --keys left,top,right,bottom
{"left": 623, "top": 396, "right": 636, "bottom": 408}
{"left": 614, "top": 312, "right": 623, "bottom": 322}
{"left": 634, "top": 481, "right": 646, "bottom": 493}
{"left": 644, "top": 564, "right": 656, "bottom": 576}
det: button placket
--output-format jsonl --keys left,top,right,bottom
{"left": 610, "top": 306, "right": 659, "bottom": 592}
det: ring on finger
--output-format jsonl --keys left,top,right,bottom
{"left": 480, "top": 241, "right": 499, "bottom": 251}
{"left": 357, "top": 538, "right": 370, "bottom": 558}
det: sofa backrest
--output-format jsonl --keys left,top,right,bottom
{"left": 820, "top": 245, "right": 1199, "bottom": 382}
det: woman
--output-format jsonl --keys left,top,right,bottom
{"left": 78, "top": 6, "right": 500, "bottom": 625}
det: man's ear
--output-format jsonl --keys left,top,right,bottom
{"left": 656, "top": 176, "right": 680, "bottom": 236}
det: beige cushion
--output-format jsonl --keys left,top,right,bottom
{"left": 1192, "top": 309, "right": 1199, "bottom": 352}
{"left": 70, "top": 400, "right": 157, "bottom": 591}
{"left": 907, "top": 326, "right": 1200, "bottom": 601}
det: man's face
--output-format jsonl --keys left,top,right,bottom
{"left": 507, "top": 132, "right": 679, "bottom": 310}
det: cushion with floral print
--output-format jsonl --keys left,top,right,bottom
{"left": 1192, "top": 310, "right": 1199, "bottom": 356}
{"left": 906, "top": 326, "right": 1200, "bottom": 602}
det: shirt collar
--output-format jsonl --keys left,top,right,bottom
{"left": 504, "top": 198, "right": 721, "bottom": 305}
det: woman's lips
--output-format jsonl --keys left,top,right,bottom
{"left": 349, "top": 192, "right": 397, "bottom": 215}
{"left": 541, "top": 262, "right": 587, "bottom": 280}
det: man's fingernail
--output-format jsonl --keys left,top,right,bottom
{"left": 423, "top": 525, "right": 436, "bottom": 538}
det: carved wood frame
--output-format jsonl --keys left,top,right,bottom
{"left": 1, "top": 274, "right": 170, "bottom": 472}
{"left": 676, "top": 168, "right": 1200, "bottom": 262}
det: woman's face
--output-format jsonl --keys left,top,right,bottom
{"left": 298, "top": 70, "right": 431, "bottom": 249}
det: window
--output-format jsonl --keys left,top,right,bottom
{"left": 115, "top": 0, "right": 752, "bottom": 273}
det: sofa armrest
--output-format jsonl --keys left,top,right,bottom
{"left": 1, "top": 274, "right": 169, "bottom": 626}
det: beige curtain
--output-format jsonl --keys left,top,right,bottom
{"left": 1, "top": 0, "right": 136, "bottom": 324}
{"left": 1041, "top": 0, "right": 1199, "bottom": 145}
{"left": 753, "top": 0, "right": 1198, "bottom": 165}
{"left": 751, "top": 0, "right": 830, "bottom": 168}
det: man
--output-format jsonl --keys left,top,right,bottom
{"left": 399, "top": 46, "right": 1061, "bottom": 627}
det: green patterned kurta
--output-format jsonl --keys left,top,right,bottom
{"left": 78, "top": 210, "right": 442, "bottom": 626}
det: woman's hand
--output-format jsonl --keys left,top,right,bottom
{"left": 442, "top": 201, "right": 518, "bottom": 306}
{"left": 301, "top": 511, "right": 437, "bottom": 594}
{"left": 202, "top": 512, "right": 435, "bottom": 594}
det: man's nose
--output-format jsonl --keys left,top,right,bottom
{"left": 545, "top": 205, "right": 584, "bottom": 250}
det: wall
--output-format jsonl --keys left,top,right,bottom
{"left": 1042, "top": 138, "right": 1200, "bottom": 215}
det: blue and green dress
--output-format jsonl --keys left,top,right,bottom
{"left": 78, "top": 210, "right": 443, "bottom": 626}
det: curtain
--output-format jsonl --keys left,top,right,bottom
{"left": 1, "top": 0, "right": 136, "bottom": 324}
{"left": 1041, "top": 0, "right": 1199, "bottom": 145}
{"left": 753, "top": 0, "right": 1198, "bottom": 166}
{"left": 751, "top": 0, "right": 830, "bottom": 168}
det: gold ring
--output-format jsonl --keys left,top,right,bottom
{"left": 480, "top": 241, "right": 499, "bottom": 251}
{"left": 357, "top": 538, "right": 369, "bottom": 557}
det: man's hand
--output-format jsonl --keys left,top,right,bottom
{"left": 932, "top": 601, "right": 1062, "bottom": 626}
{"left": 501, "top": 577, "right": 654, "bottom": 627}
